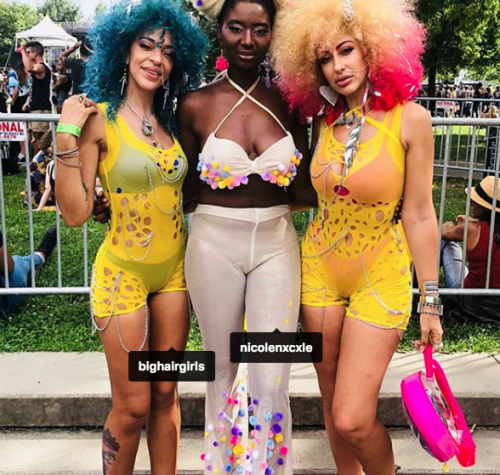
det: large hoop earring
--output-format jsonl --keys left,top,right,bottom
{"left": 120, "top": 65, "right": 128, "bottom": 97}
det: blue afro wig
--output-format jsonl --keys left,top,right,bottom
{"left": 83, "top": 0, "right": 207, "bottom": 132}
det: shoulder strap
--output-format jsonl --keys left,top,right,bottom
{"left": 365, "top": 104, "right": 402, "bottom": 145}
{"left": 214, "top": 74, "right": 287, "bottom": 135}
{"left": 97, "top": 103, "right": 107, "bottom": 114}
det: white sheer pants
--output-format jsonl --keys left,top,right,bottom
{"left": 185, "top": 205, "right": 301, "bottom": 475}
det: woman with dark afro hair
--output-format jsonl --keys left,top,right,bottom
{"left": 55, "top": 0, "right": 206, "bottom": 473}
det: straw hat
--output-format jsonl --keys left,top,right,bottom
{"left": 466, "top": 176, "right": 500, "bottom": 212}
{"left": 190, "top": 0, "right": 287, "bottom": 22}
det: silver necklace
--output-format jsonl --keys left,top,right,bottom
{"left": 124, "top": 99, "right": 163, "bottom": 148}
{"left": 124, "top": 99, "right": 154, "bottom": 136}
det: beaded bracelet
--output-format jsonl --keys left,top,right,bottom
{"left": 56, "top": 123, "right": 82, "bottom": 138}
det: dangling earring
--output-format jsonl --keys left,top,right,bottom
{"left": 162, "top": 79, "right": 170, "bottom": 111}
{"left": 120, "top": 65, "right": 128, "bottom": 96}
{"left": 215, "top": 49, "right": 228, "bottom": 72}
{"left": 263, "top": 52, "right": 272, "bottom": 88}
{"left": 319, "top": 85, "right": 339, "bottom": 107}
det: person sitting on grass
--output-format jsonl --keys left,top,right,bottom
{"left": 36, "top": 159, "right": 56, "bottom": 212}
{"left": 441, "top": 176, "right": 500, "bottom": 323}
{"left": 0, "top": 227, "right": 57, "bottom": 315}
{"left": 27, "top": 131, "right": 54, "bottom": 208}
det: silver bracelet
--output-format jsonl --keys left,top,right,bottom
{"left": 417, "top": 301, "right": 443, "bottom": 316}
{"left": 419, "top": 296, "right": 442, "bottom": 306}
{"left": 422, "top": 281, "right": 439, "bottom": 295}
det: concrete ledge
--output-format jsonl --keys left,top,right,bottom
{"left": 0, "top": 352, "right": 499, "bottom": 428}
{"left": 0, "top": 429, "right": 498, "bottom": 475}
{"left": 0, "top": 394, "right": 497, "bottom": 428}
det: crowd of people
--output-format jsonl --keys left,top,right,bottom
{"left": 0, "top": 38, "right": 92, "bottom": 195}
{"left": 0, "top": 39, "right": 92, "bottom": 314}
{"left": 431, "top": 82, "right": 500, "bottom": 117}
{"left": 0, "top": 39, "right": 91, "bottom": 163}
{"left": 0, "top": 0, "right": 498, "bottom": 474}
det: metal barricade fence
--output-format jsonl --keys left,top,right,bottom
{"left": 0, "top": 113, "right": 89, "bottom": 296}
{"left": 415, "top": 97, "right": 500, "bottom": 119}
{"left": 432, "top": 117, "right": 500, "bottom": 295}
{"left": 0, "top": 113, "right": 499, "bottom": 298}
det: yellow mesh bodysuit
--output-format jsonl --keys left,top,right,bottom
{"left": 301, "top": 104, "right": 412, "bottom": 330}
{"left": 91, "top": 104, "right": 187, "bottom": 320}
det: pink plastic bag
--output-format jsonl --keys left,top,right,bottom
{"left": 400, "top": 345, "right": 476, "bottom": 467}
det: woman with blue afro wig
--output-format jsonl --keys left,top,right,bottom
{"left": 84, "top": 0, "right": 207, "bottom": 130}
{"left": 55, "top": 0, "right": 207, "bottom": 473}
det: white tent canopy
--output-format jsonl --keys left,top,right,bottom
{"left": 15, "top": 16, "right": 77, "bottom": 46}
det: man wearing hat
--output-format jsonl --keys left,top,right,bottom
{"left": 441, "top": 176, "right": 500, "bottom": 323}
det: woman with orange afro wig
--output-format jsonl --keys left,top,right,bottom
{"left": 273, "top": 1, "right": 444, "bottom": 474}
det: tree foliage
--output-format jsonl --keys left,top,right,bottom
{"left": 37, "top": 0, "right": 82, "bottom": 22}
{"left": 94, "top": 2, "right": 108, "bottom": 22}
{"left": 0, "top": 2, "right": 40, "bottom": 68}
{"left": 416, "top": 0, "right": 500, "bottom": 94}
{"left": 183, "top": 1, "right": 219, "bottom": 79}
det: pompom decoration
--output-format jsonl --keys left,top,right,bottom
{"left": 197, "top": 149, "right": 302, "bottom": 190}
{"left": 216, "top": 53, "right": 229, "bottom": 72}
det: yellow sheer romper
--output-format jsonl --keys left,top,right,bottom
{"left": 301, "top": 104, "right": 412, "bottom": 330}
{"left": 92, "top": 103, "right": 187, "bottom": 319}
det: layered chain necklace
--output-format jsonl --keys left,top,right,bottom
{"left": 124, "top": 99, "right": 163, "bottom": 149}
{"left": 308, "top": 85, "right": 370, "bottom": 243}
{"left": 337, "top": 104, "right": 363, "bottom": 129}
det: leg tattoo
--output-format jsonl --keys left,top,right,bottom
{"left": 102, "top": 428, "right": 121, "bottom": 475}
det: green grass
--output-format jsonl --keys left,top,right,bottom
{"left": 0, "top": 174, "right": 104, "bottom": 351}
{"left": 433, "top": 176, "right": 472, "bottom": 222}
{"left": 433, "top": 125, "right": 489, "bottom": 166}
{"left": 1, "top": 173, "right": 499, "bottom": 353}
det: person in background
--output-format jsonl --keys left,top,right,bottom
{"left": 28, "top": 131, "right": 53, "bottom": 208}
{"left": 473, "top": 83, "right": 485, "bottom": 117}
{"left": 7, "top": 52, "right": 31, "bottom": 161}
{"left": 52, "top": 59, "right": 72, "bottom": 113}
{"left": 8, "top": 52, "right": 30, "bottom": 114}
{"left": 494, "top": 85, "right": 500, "bottom": 108}
{"left": 59, "top": 38, "right": 92, "bottom": 95}
{"left": 36, "top": 158, "right": 56, "bottom": 212}
{"left": 0, "top": 72, "right": 7, "bottom": 113}
{"left": 21, "top": 41, "right": 53, "bottom": 156}
{"left": 441, "top": 176, "right": 500, "bottom": 323}
{"left": 463, "top": 86, "right": 473, "bottom": 118}
{"left": 0, "top": 228, "right": 57, "bottom": 316}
